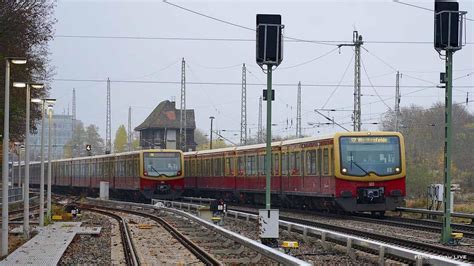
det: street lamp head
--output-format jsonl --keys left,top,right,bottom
{"left": 12, "top": 82, "right": 26, "bottom": 88}
{"left": 45, "top": 99, "right": 56, "bottom": 104}
{"left": 31, "top": 98, "right": 42, "bottom": 103}
{"left": 209, "top": 116, "right": 215, "bottom": 120}
{"left": 30, "top": 83, "right": 44, "bottom": 89}
{"left": 8, "top": 57, "right": 27, "bottom": 65}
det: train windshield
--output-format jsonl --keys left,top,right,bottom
{"left": 339, "top": 136, "right": 401, "bottom": 176}
{"left": 143, "top": 152, "right": 181, "bottom": 177}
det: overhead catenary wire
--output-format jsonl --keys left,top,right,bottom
{"left": 279, "top": 47, "right": 339, "bottom": 69}
{"left": 53, "top": 34, "right": 474, "bottom": 45}
{"left": 321, "top": 55, "right": 354, "bottom": 109}
{"left": 360, "top": 57, "right": 392, "bottom": 110}
{"left": 393, "top": 0, "right": 474, "bottom": 22}
{"left": 52, "top": 78, "right": 473, "bottom": 88}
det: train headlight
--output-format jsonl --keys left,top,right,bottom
{"left": 342, "top": 168, "right": 347, "bottom": 173}
{"left": 395, "top": 167, "right": 400, "bottom": 172}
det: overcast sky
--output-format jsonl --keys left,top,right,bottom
{"left": 50, "top": 0, "right": 474, "bottom": 144}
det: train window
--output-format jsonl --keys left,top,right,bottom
{"left": 225, "top": 157, "right": 233, "bottom": 176}
{"left": 122, "top": 160, "right": 126, "bottom": 177}
{"left": 237, "top": 156, "right": 245, "bottom": 176}
{"left": 246, "top": 155, "right": 257, "bottom": 176}
{"left": 282, "top": 153, "right": 288, "bottom": 175}
{"left": 207, "top": 159, "right": 212, "bottom": 176}
{"left": 97, "top": 160, "right": 102, "bottom": 177}
{"left": 330, "top": 148, "right": 334, "bottom": 175}
{"left": 189, "top": 160, "right": 193, "bottom": 177}
{"left": 208, "top": 158, "right": 213, "bottom": 177}
{"left": 216, "top": 158, "right": 219, "bottom": 176}
{"left": 273, "top": 153, "right": 280, "bottom": 175}
{"left": 124, "top": 159, "right": 128, "bottom": 177}
{"left": 197, "top": 159, "right": 201, "bottom": 176}
{"left": 116, "top": 161, "right": 121, "bottom": 177}
{"left": 135, "top": 158, "right": 140, "bottom": 176}
{"left": 306, "top": 150, "right": 317, "bottom": 175}
{"left": 290, "top": 152, "right": 301, "bottom": 175}
{"left": 203, "top": 159, "right": 208, "bottom": 176}
{"left": 201, "top": 158, "right": 205, "bottom": 177}
{"left": 317, "top": 149, "right": 322, "bottom": 176}
{"left": 190, "top": 160, "right": 195, "bottom": 176}
{"left": 184, "top": 161, "right": 188, "bottom": 177}
{"left": 258, "top": 155, "right": 265, "bottom": 175}
{"left": 323, "top": 148, "right": 329, "bottom": 175}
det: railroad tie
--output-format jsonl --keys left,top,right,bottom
{"left": 223, "top": 253, "right": 262, "bottom": 264}
{"left": 213, "top": 245, "right": 245, "bottom": 255}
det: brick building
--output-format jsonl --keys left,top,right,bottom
{"left": 135, "top": 100, "right": 196, "bottom": 151}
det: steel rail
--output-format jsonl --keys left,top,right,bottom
{"left": 158, "top": 199, "right": 473, "bottom": 265}
{"left": 82, "top": 207, "right": 139, "bottom": 266}
{"left": 346, "top": 214, "right": 474, "bottom": 238}
{"left": 87, "top": 198, "right": 310, "bottom": 265}
{"left": 231, "top": 208, "right": 474, "bottom": 264}
{"left": 396, "top": 207, "right": 474, "bottom": 222}
{"left": 82, "top": 204, "right": 221, "bottom": 266}
{"left": 181, "top": 197, "right": 474, "bottom": 238}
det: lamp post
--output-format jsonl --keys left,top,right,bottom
{"left": 12, "top": 142, "right": 21, "bottom": 187}
{"left": 17, "top": 144, "right": 23, "bottom": 188}
{"left": 2, "top": 57, "right": 27, "bottom": 256}
{"left": 47, "top": 103, "right": 54, "bottom": 220}
{"left": 13, "top": 82, "right": 44, "bottom": 237}
{"left": 31, "top": 98, "right": 54, "bottom": 227}
{"left": 209, "top": 116, "right": 215, "bottom": 150}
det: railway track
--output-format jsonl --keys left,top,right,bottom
{"left": 231, "top": 208, "right": 474, "bottom": 264}
{"left": 279, "top": 207, "right": 474, "bottom": 239}
{"left": 81, "top": 204, "right": 221, "bottom": 265}
{"left": 81, "top": 207, "right": 139, "bottom": 266}
{"left": 222, "top": 201, "right": 474, "bottom": 239}
{"left": 352, "top": 214, "right": 474, "bottom": 238}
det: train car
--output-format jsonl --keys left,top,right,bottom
{"left": 20, "top": 149, "right": 184, "bottom": 200}
{"left": 184, "top": 131, "right": 405, "bottom": 214}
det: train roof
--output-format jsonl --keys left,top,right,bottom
{"left": 184, "top": 131, "right": 402, "bottom": 156}
{"left": 30, "top": 149, "right": 182, "bottom": 164}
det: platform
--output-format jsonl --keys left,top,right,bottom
{"left": 0, "top": 222, "right": 100, "bottom": 265}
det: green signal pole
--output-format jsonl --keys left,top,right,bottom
{"left": 442, "top": 49, "right": 453, "bottom": 244}
{"left": 265, "top": 66, "right": 273, "bottom": 210}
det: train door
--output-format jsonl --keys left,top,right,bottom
{"left": 236, "top": 154, "right": 245, "bottom": 191}
{"left": 257, "top": 151, "right": 265, "bottom": 190}
{"left": 288, "top": 148, "right": 303, "bottom": 192}
{"left": 281, "top": 148, "right": 289, "bottom": 192}
{"left": 245, "top": 153, "right": 258, "bottom": 191}
{"left": 304, "top": 148, "right": 319, "bottom": 194}
{"left": 273, "top": 151, "right": 281, "bottom": 193}
{"left": 321, "top": 147, "right": 331, "bottom": 194}
{"left": 224, "top": 152, "right": 234, "bottom": 191}
{"left": 317, "top": 148, "right": 323, "bottom": 193}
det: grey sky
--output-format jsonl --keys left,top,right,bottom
{"left": 50, "top": 0, "right": 474, "bottom": 144}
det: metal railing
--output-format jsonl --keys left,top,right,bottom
{"left": 150, "top": 199, "right": 469, "bottom": 266}
{"left": 0, "top": 187, "right": 23, "bottom": 206}
{"left": 396, "top": 207, "right": 474, "bottom": 223}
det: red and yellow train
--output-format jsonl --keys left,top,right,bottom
{"left": 20, "top": 150, "right": 184, "bottom": 199}
{"left": 184, "top": 131, "right": 406, "bottom": 214}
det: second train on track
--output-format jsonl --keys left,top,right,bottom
{"left": 184, "top": 131, "right": 406, "bottom": 214}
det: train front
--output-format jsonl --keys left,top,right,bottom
{"left": 334, "top": 132, "right": 406, "bottom": 214}
{"left": 140, "top": 150, "right": 184, "bottom": 199}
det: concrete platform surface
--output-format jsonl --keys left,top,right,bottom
{"left": 0, "top": 222, "right": 88, "bottom": 265}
